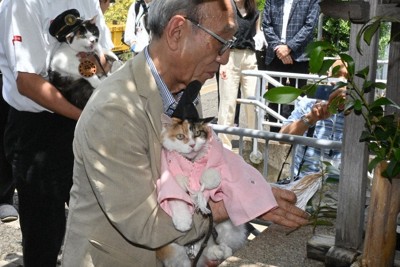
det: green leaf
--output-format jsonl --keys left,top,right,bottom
{"left": 354, "top": 99, "right": 363, "bottom": 112}
{"left": 363, "top": 19, "right": 381, "bottom": 46}
{"left": 355, "top": 66, "right": 370, "bottom": 79}
{"left": 319, "top": 59, "right": 336, "bottom": 76}
{"left": 363, "top": 80, "right": 374, "bottom": 93}
{"left": 370, "top": 97, "right": 397, "bottom": 109}
{"left": 368, "top": 157, "right": 383, "bottom": 172}
{"left": 360, "top": 130, "right": 373, "bottom": 142}
{"left": 309, "top": 47, "right": 325, "bottom": 73}
{"left": 394, "top": 148, "right": 400, "bottom": 161}
{"left": 339, "top": 53, "right": 355, "bottom": 77}
{"left": 305, "top": 40, "right": 334, "bottom": 55}
{"left": 303, "top": 83, "right": 318, "bottom": 98}
{"left": 373, "top": 82, "right": 387, "bottom": 89}
{"left": 264, "top": 87, "right": 302, "bottom": 104}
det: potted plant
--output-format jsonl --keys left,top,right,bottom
{"left": 264, "top": 16, "right": 400, "bottom": 266}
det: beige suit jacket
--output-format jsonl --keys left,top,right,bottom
{"left": 61, "top": 53, "right": 210, "bottom": 267}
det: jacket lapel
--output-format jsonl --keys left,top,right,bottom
{"left": 130, "top": 53, "right": 163, "bottom": 174}
{"left": 131, "top": 52, "right": 163, "bottom": 143}
{"left": 289, "top": 0, "right": 300, "bottom": 20}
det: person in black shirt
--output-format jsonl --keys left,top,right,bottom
{"left": 217, "top": 0, "right": 260, "bottom": 150}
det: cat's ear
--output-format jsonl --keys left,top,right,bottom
{"left": 65, "top": 32, "right": 75, "bottom": 43}
{"left": 202, "top": 117, "right": 215, "bottom": 124}
{"left": 160, "top": 113, "right": 172, "bottom": 126}
{"left": 90, "top": 15, "right": 98, "bottom": 25}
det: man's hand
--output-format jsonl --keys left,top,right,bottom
{"left": 275, "top": 44, "right": 291, "bottom": 59}
{"left": 327, "top": 87, "right": 347, "bottom": 112}
{"left": 259, "top": 187, "right": 309, "bottom": 228}
{"left": 280, "top": 55, "right": 293, "bottom": 65}
{"left": 210, "top": 187, "right": 309, "bottom": 228}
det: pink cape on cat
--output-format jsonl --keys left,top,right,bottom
{"left": 157, "top": 130, "right": 278, "bottom": 226}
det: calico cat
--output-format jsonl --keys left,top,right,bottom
{"left": 156, "top": 114, "right": 248, "bottom": 267}
{"left": 48, "top": 14, "right": 120, "bottom": 109}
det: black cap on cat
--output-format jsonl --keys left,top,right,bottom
{"left": 172, "top": 80, "right": 202, "bottom": 121}
{"left": 49, "top": 9, "right": 84, "bottom": 42}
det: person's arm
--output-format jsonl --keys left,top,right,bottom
{"left": 280, "top": 88, "right": 347, "bottom": 136}
{"left": 210, "top": 187, "right": 309, "bottom": 228}
{"left": 16, "top": 73, "right": 81, "bottom": 120}
{"left": 124, "top": 3, "right": 137, "bottom": 48}
{"left": 285, "top": 0, "right": 320, "bottom": 53}
{"left": 262, "top": 0, "right": 281, "bottom": 51}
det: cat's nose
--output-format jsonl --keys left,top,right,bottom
{"left": 190, "top": 143, "right": 195, "bottom": 148}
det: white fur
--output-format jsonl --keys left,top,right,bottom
{"left": 170, "top": 200, "right": 193, "bottom": 232}
{"left": 50, "top": 18, "right": 118, "bottom": 89}
{"left": 159, "top": 117, "right": 248, "bottom": 266}
{"left": 160, "top": 221, "right": 248, "bottom": 267}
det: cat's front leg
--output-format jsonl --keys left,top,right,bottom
{"left": 170, "top": 199, "right": 193, "bottom": 232}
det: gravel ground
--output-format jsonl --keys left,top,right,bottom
{"left": 0, "top": 198, "right": 23, "bottom": 267}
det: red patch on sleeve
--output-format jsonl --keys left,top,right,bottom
{"left": 12, "top": 35, "right": 22, "bottom": 45}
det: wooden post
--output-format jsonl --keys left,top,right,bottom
{"left": 362, "top": 162, "right": 400, "bottom": 267}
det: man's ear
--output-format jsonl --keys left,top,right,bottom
{"left": 164, "top": 16, "right": 186, "bottom": 51}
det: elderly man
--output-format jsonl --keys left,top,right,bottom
{"left": 61, "top": 0, "right": 309, "bottom": 266}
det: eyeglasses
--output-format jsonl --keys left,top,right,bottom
{"left": 185, "top": 17, "right": 236, "bottom": 56}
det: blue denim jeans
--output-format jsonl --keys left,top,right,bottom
{"left": 4, "top": 108, "right": 76, "bottom": 267}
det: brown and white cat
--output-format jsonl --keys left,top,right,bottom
{"left": 156, "top": 114, "right": 248, "bottom": 267}
{"left": 48, "top": 15, "right": 121, "bottom": 109}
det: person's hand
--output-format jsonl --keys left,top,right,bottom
{"left": 280, "top": 55, "right": 293, "bottom": 65}
{"left": 275, "top": 44, "right": 291, "bottom": 59}
{"left": 310, "top": 100, "right": 331, "bottom": 122}
{"left": 259, "top": 187, "right": 309, "bottom": 228}
{"left": 327, "top": 87, "right": 347, "bottom": 112}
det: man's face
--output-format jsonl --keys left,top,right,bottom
{"left": 178, "top": 1, "right": 237, "bottom": 85}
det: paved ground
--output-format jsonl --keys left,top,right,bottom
{"left": 0, "top": 195, "right": 22, "bottom": 267}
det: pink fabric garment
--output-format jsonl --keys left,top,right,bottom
{"left": 157, "top": 130, "right": 278, "bottom": 226}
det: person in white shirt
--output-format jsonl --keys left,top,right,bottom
{"left": 0, "top": 1, "right": 113, "bottom": 266}
{"left": 124, "top": 0, "right": 152, "bottom": 54}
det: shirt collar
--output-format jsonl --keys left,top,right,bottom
{"left": 144, "top": 47, "right": 199, "bottom": 117}
{"left": 144, "top": 47, "right": 182, "bottom": 116}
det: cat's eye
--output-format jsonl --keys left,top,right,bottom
{"left": 176, "top": 134, "right": 185, "bottom": 140}
{"left": 194, "top": 130, "right": 201, "bottom": 137}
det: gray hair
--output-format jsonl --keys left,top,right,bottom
{"left": 147, "top": 0, "right": 204, "bottom": 39}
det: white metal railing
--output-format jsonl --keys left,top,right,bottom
{"left": 211, "top": 124, "right": 342, "bottom": 179}
{"left": 237, "top": 69, "right": 388, "bottom": 163}
{"left": 238, "top": 70, "right": 331, "bottom": 163}
{"left": 240, "top": 70, "right": 331, "bottom": 130}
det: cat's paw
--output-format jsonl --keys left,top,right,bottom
{"left": 204, "top": 243, "right": 233, "bottom": 261}
{"left": 173, "top": 213, "right": 192, "bottom": 232}
{"left": 170, "top": 200, "right": 193, "bottom": 232}
{"left": 200, "top": 168, "right": 221, "bottom": 190}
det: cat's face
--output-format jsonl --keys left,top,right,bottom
{"left": 65, "top": 17, "right": 100, "bottom": 53}
{"left": 161, "top": 116, "right": 210, "bottom": 160}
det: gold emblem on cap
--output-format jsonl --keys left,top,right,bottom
{"left": 64, "top": 14, "right": 77, "bottom": 26}
{"left": 79, "top": 60, "right": 97, "bottom": 78}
